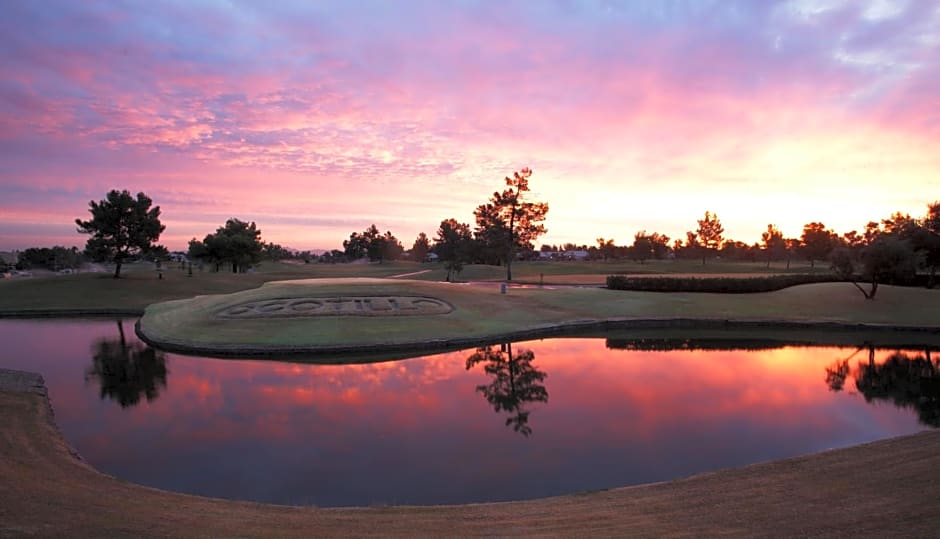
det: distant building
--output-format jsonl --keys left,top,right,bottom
{"left": 563, "top": 250, "right": 589, "bottom": 261}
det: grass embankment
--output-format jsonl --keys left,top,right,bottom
{"left": 3, "top": 372, "right": 940, "bottom": 537}
{"left": 138, "top": 278, "right": 940, "bottom": 356}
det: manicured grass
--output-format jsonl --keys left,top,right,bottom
{"left": 138, "top": 278, "right": 940, "bottom": 356}
{"left": 0, "top": 260, "right": 422, "bottom": 312}
{"left": 0, "top": 258, "right": 832, "bottom": 314}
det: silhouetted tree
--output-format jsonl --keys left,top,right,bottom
{"left": 473, "top": 168, "right": 549, "bottom": 281}
{"left": 761, "top": 224, "right": 786, "bottom": 269}
{"left": 863, "top": 221, "right": 882, "bottom": 245}
{"left": 800, "top": 222, "right": 836, "bottom": 268}
{"left": 859, "top": 236, "right": 917, "bottom": 299}
{"left": 719, "top": 240, "right": 754, "bottom": 262}
{"left": 465, "top": 343, "right": 548, "bottom": 437}
{"left": 830, "top": 246, "right": 858, "bottom": 283}
{"left": 925, "top": 202, "right": 940, "bottom": 286}
{"left": 842, "top": 230, "right": 865, "bottom": 253}
{"left": 17, "top": 246, "right": 85, "bottom": 271}
{"left": 190, "top": 218, "right": 263, "bottom": 273}
{"left": 378, "top": 230, "right": 405, "bottom": 262}
{"left": 680, "top": 231, "right": 701, "bottom": 261}
{"left": 647, "top": 232, "right": 672, "bottom": 259}
{"left": 926, "top": 202, "right": 940, "bottom": 234}
{"left": 75, "top": 190, "right": 165, "bottom": 278}
{"left": 831, "top": 235, "right": 916, "bottom": 300}
{"left": 632, "top": 231, "right": 653, "bottom": 264}
{"left": 784, "top": 238, "right": 800, "bottom": 269}
{"left": 343, "top": 225, "right": 402, "bottom": 263}
{"left": 85, "top": 320, "right": 167, "bottom": 408}
{"left": 434, "top": 218, "right": 473, "bottom": 282}
{"left": 262, "top": 242, "right": 292, "bottom": 261}
{"left": 364, "top": 225, "right": 385, "bottom": 261}
{"left": 881, "top": 211, "right": 918, "bottom": 237}
{"left": 596, "top": 237, "right": 617, "bottom": 261}
{"left": 187, "top": 236, "right": 208, "bottom": 264}
{"left": 411, "top": 232, "right": 431, "bottom": 262}
{"left": 343, "top": 227, "right": 372, "bottom": 260}
{"left": 696, "top": 211, "right": 723, "bottom": 265}
{"left": 319, "top": 249, "right": 347, "bottom": 264}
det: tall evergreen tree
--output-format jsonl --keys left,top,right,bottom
{"left": 473, "top": 168, "right": 549, "bottom": 280}
{"left": 75, "top": 190, "right": 165, "bottom": 278}
{"left": 696, "top": 211, "right": 724, "bottom": 265}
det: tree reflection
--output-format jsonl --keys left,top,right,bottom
{"left": 824, "top": 346, "right": 940, "bottom": 427}
{"left": 85, "top": 320, "right": 168, "bottom": 408}
{"left": 465, "top": 343, "right": 548, "bottom": 437}
{"left": 824, "top": 344, "right": 872, "bottom": 392}
{"left": 824, "top": 359, "right": 850, "bottom": 392}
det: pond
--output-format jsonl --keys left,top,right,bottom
{"left": 1, "top": 318, "right": 937, "bottom": 507}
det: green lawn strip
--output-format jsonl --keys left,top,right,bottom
{"left": 138, "top": 279, "right": 940, "bottom": 355}
{"left": 0, "top": 260, "right": 422, "bottom": 313}
{"left": 0, "top": 259, "right": 839, "bottom": 314}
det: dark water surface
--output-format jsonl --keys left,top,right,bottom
{"left": 1, "top": 318, "right": 936, "bottom": 507}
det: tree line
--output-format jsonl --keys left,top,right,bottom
{"left": 65, "top": 168, "right": 551, "bottom": 280}
{"left": 335, "top": 198, "right": 939, "bottom": 290}
{"left": 7, "top": 246, "right": 85, "bottom": 272}
{"left": 67, "top": 182, "right": 938, "bottom": 288}
{"left": 68, "top": 189, "right": 287, "bottom": 277}
{"left": 335, "top": 168, "right": 548, "bottom": 281}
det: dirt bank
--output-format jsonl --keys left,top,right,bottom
{"left": 2, "top": 367, "right": 938, "bottom": 537}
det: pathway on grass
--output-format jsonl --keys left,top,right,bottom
{"left": 388, "top": 269, "right": 433, "bottom": 278}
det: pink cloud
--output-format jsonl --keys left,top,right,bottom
{"left": 1, "top": 1, "right": 938, "bottom": 250}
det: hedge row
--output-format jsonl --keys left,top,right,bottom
{"left": 605, "top": 274, "right": 841, "bottom": 293}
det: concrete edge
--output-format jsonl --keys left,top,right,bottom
{"left": 0, "top": 309, "right": 145, "bottom": 319}
{"left": 135, "top": 317, "right": 940, "bottom": 359}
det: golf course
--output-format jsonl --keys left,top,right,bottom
{"left": 136, "top": 276, "right": 940, "bottom": 357}
{"left": 2, "top": 261, "right": 940, "bottom": 536}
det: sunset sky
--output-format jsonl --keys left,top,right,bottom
{"left": 1, "top": 0, "right": 938, "bottom": 252}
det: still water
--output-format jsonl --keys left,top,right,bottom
{"left": 1, "top": 318, "right": 936, "bottom": 507}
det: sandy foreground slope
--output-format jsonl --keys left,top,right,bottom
{"left": 2, "top": 368, "right": 939, "bottom": 537}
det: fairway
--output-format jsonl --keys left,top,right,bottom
{"left": 0, "top": 258, "right": 838, "bottom": 315}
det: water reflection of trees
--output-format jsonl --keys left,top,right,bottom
{"left": 465, "top": 343, "right": 548, "bottom": 437}
{"left": 85, "top": 320, "right": 168, "bottom": 408}
{"left": 825, "top": 346, "right": 939, "bottom": 427}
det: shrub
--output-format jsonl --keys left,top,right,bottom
{"left": 605, "top": 274, "right": 840, "bottom": 293}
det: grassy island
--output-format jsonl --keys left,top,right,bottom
{"left": 137, "top": 277, "right": 940, "bottom": 357}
